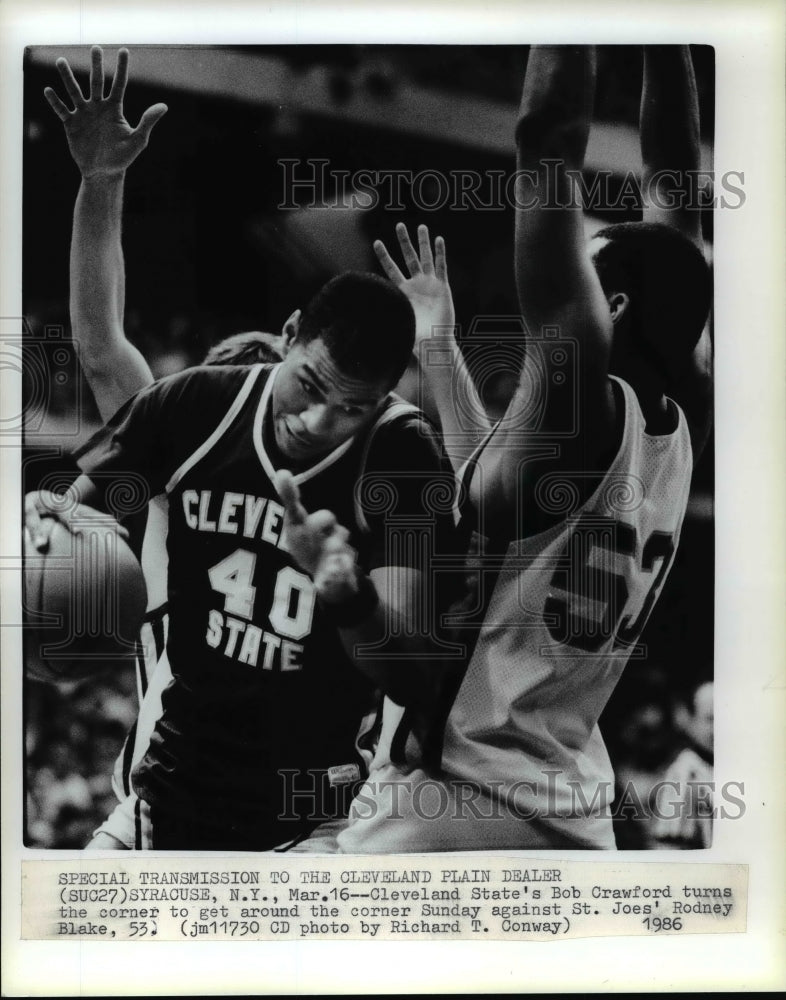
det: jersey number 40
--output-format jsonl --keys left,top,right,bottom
{"left": 208, "top": 548, "right": 316, "bottom": 641}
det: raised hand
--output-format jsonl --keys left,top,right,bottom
{"left": 374, "top": 223, "right": 455, "bottom": 345}
{"left": 276, "top": 470, "right": 359, "bottom": 603}
{"left": 44, "top": 46, "right": 167, "bottom": 179}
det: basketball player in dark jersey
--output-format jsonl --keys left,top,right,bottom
{"left": 29, "top": 48, "right": 464, "bottom": 851}
{"left": 39, "top": 47, "right": 287, "bottom": 848}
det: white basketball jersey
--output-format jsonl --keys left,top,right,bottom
{"left": 337, "top": 376, "right": 692, "bottom": 853}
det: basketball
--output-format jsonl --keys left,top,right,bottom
{"left": 24, "top": 505, "right": 147, "bottom": 682}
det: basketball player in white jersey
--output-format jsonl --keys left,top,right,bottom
{"left": 294, "top": 45, "right": 713, "bottom": 852}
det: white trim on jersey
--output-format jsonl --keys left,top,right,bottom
{"left": 107, "top": 369, "right": 429, "bottom": 847}
{"left": 108, "top": 369, "right": 265, "bottom": 820}
{"left": 140, "top": 493, "right": 170, "bottom": 612}
{"left": 164, "top": 364, "right": 265, "bottom": 495}
{"left": 253, "top": 363, "right": 358, "bottom": 487}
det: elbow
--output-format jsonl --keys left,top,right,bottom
{"left": 75, "top": 350, "right": 114, "bottom": 383}
{"left": 70, "top": 323, "right": 125, "bottom": 376}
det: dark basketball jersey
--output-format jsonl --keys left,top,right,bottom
{"left": 77, "top": 362, "right": 460, "bottom": 848}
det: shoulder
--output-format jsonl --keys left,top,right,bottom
{"left": 122, "top": 365, "right": 269, "bottom": 437}
{"left": 145, "top": 364, "right": 265, "bottom": 407}
{"left": 358, "top": 398, "right": 457, "bottom": 527}
{"left": 364, "top": 396, "right": 448, "bottom": 473}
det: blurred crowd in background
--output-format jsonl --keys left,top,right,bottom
{"left": 22, "top": 44, "right": 714, "bottom": 849}
{"left": 26, "top": 665, "right": 714, "bottom": 850}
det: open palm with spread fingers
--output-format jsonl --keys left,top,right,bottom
{"left": 44, "top": 46, "right": 167, "bottom": 178}
{"left": 374, "top": 223, "right": 456, "bottom": 345}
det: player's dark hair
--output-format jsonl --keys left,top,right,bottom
{"left": 203, "top": 331, "right": 283, "bottom": 366}
{"left": 591, "top": 222, "right": 711, "bottom": 373}
{"left": 296, "top": 272, "right": 415, "bottom": 387}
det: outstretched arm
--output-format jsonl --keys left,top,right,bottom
{"left": 498, "top": 46, "right": 616, "bottom": 506}
{"left": 374, "top": 223, "right": 490, "bottom": 471}
{"left": 45, "top": 47, "right": 167, "bottom": 421}
{"left": 640, "top": 45, "right": 702, "bottom": 245}
{"left": 640, "top": 45, "right": 712, "bottom": 458}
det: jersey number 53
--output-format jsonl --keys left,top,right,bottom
{"left": 544, "top": 515, "right": 676, "bottom": 654}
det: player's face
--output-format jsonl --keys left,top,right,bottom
{"left": 271, "top": 336, "right": 390, "bottom": 464}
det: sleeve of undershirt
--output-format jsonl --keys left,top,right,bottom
{"left": 361, "top": 413, "right": 465, "bottom": 590}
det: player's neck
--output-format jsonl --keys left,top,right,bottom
{"left": 628, "top": 378, "right": 673, "bottom": 434}
{"left": 612, "top": 356, "right": 673, "bottom": 434}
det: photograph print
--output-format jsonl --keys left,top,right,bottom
{"left": 21, "top": 43, "right": 716, "bottom": 854}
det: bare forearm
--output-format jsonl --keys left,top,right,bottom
{"left": 641, "top": 47, "right": 700, "bottom": 176}
{"left": 71, "top": 174, "right": 126, "bottom": 355}
{"left": 48, "top": 49, "right": 164, "bottom": 415}
{"left": 640, "top": 47, "right": 702, "bottom": 242}
{"left": 324, "top": 571, "right": 458, "bottom": 706}
{"left": 71, "top": 173, "right": 153, "bottom": 418}
{"left": 414, "top": 337, "right": 489, "bottom": 470}
{"left": 508, "top": 45, "right": 616, "bottom": 464}
{"left": 514, "top": 46, "right": 600, "bottom": 326}
{"left": 337, "top": 602, "right": 455, "bottom": 706}
{"left": 516, "top": 45, "right": 595, "bottom": 169}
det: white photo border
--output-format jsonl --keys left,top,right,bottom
{"left": 2, "top": 0, "right": 784, "bottom": 994}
